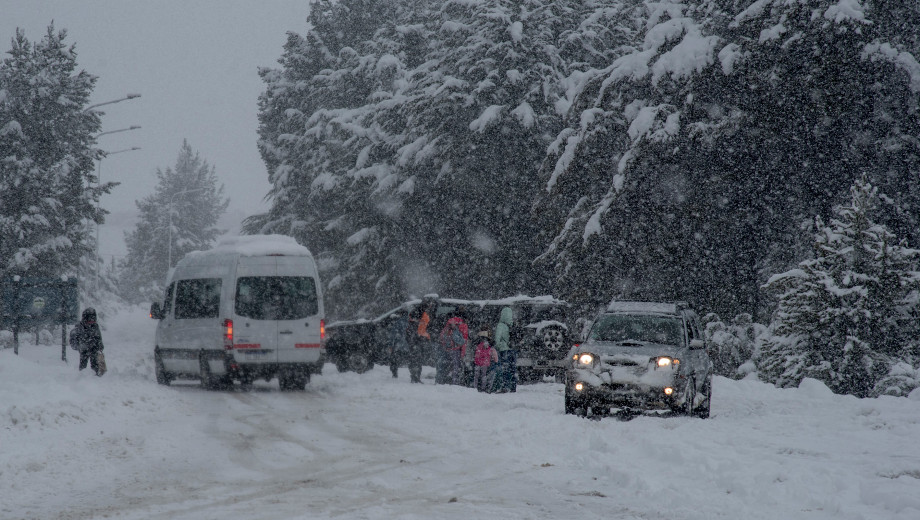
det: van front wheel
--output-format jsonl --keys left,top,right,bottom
{"left": 155, "top": 349, "right": 171, "bottom": 386}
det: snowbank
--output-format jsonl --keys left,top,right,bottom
{"left": 2, "top": 305, "right": 920, "bottom": 519}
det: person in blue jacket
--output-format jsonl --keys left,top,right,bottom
{"left": 493, "top": 306, "right": 516, "bottom": 392}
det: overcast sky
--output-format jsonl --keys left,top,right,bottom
{"left": 1, "top": 1, "right": 311, "bottom": 261}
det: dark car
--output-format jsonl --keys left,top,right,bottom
{"left": 325, "top": 296, "right": 461, "bottom": 373}
{"left": 326, "top": 295, "right": 574, "bottom": 382}
{"left": 565, "top": 301, "right": 713, "bottom": 418}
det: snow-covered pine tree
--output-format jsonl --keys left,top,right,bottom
{"left": 702, "top": 312, "right": 764, "bottom": 379}
{"left": 759, "top": 178, "right": 920, "bottom": 397}
{"left": 0, "top": 25, "right": 104, "bottom": 280}
{"left": 254, "top": 0, "right": 581, "bottom": 317}
{"left": 534, "top": 0, "right": 920, "bottom": 320}
{"left": 118, "top": 140, "right": 228, "bottom": 303}
{"left": 251, "top": 0, "right": 428, "bottom": 317}
{"left": 533, "top": 0, "right": 726, "bottom": 313}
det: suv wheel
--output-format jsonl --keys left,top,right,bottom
{"left": 672, "top": 378, "right": 696, "bottom": 416}
{"left": 542, "top": 327, "right": 565, "bottom": 351}
{"left": 684, "top": 378, "right": 698, "bottom": 416}
{"left": 348, "top": 352, "right": 373, "bottom": 374}
{"left": 564, "top": 393, "right": 586, "bottom": 416}
{"left": 693, "top": 375, "right": 712, "bottom": 419}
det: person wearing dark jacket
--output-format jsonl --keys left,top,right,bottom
{"left": 70, "top": 308, "right": 105, "bottom": 375}
{"left": 387, "top": 311, "right": 411, "bottom": 378}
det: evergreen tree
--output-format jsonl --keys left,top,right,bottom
{"left": 702, "top": 312, "right": 763, "bottom": 379}
{"left": 119, "top": 140, "right": 228, "bottom": 303}
{"left": 0, "top": 25, "right": 104, "bottom": 280}
{"left": 252, "top": 0, "right": 919, "bottom": 323}
{"left": 534, "top": 0, "right": 920, "bottom": 319}
{"left": 759, "top": 179, "right": 920, "bottom": 397}
{"left": 254, "top": 0, "right": 580, "bottom": 317}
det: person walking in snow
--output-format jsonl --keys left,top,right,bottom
{"left": 69, "top": 308, "right": 105, "bottom": 376}
{"left": 473, "top": 329, "right": 498, "bottom": 392}
{"left": 493, "top": 306, "right": 516, "bottom": 392}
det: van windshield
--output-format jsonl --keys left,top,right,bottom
{"left": 235, "top": 276, "right": 318, "bottom": 320}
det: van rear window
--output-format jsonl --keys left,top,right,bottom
{"left": 235, "top": 276, "right": 318, "bottom": 320}
{"left": 174, "top": 278, "right": 222, "bottom": 319}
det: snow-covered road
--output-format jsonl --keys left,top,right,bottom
{"left": 3, "top": 306, "right": 920, "bottom": 520}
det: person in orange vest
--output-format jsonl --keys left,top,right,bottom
{"left": 408, "top": 301, "right": 433, "bottom": 383}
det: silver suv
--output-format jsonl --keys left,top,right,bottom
{"left": 565, "top": 301, "right": 712, "bottom": 418}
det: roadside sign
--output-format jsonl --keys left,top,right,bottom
{"left": 1, "top": 277, "right": 80, "bottom": 359}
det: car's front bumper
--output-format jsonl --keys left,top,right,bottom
{"left": 565, "top": 368, "right": 689, "bottom": 411}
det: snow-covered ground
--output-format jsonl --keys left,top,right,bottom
{"left": 2, "top": 306, "right": 920, "bottom": 520}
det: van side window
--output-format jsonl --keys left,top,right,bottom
{"left": 235, "top": 276, "right": 318, "bottom": 320}
{"left": 174, "top": 278, "right": 222, "bottom": 319}
{"left": 163, "top": 282, "right": 176, "bottom": 315}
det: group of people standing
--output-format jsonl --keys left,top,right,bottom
{"left": 386, "top": 301, "right": 517, "bottom": 393}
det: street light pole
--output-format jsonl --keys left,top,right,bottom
{"left": 94, "top": 146, "right": 142, "bottom": 293}
{"left": 168, "top": 188, "right": 207, "bottom": 269}
{"left": 82, "top": 92, "right": 141, "bottom": 297}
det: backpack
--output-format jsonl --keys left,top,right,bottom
{"left": 68, "top": 328, "right": 83, "bottom": 351}
{"left": 452, "top": 329, "right": 463, "bottom": 348}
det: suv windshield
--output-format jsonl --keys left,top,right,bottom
{"left": 235, "top": 276, "right": 318, "bottom": 320}
{"left": 589, "top": 314, "right": 683, "bottom": 345}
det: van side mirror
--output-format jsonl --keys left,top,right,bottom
{"left": 689, "top": 339, "right": 705, "bottom": 350}
{"left": 150, "top": 302, "right": 164, "bottom": 320}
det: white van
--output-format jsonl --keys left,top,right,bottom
{"left": 150, "top": 235, "right": 325, "bottom": 390}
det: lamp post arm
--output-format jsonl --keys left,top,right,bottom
{"left": 96, "top": 126, "right": 141, "bottom": 139}
{"left": 101, "top": 146, "right": 142, "bottom": 158}
{"left": 83, "top": 93, "right": 141, "bottom": 113}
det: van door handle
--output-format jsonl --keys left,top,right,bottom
{"left": 279, "top": 330, "right": 293, "bottom": 335}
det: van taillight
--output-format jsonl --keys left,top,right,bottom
{"left": 320, "top": 319, "right": 325, "bottom": 343}
{"left": 223, "top": 319, "right": 234, "bottom": 349}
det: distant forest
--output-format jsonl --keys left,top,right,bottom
{"left": 247, "top": 0, "right": 920, "bottom": 322}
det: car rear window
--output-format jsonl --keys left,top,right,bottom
{"left": 235, "top": 276, "right": 318, "bottom": 320}
{"left": 174, "top": 278, "right": 222, "bottom": 319}
{"left": 589, "top": 314, "right": 682, "bottom": 345}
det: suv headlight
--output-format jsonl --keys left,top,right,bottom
{"left": 574, "top": 353, "right": 596, "bottom": 366}
{"left": 655, "top": 356, "right": 679, "bottom": 368}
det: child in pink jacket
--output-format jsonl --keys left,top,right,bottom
{"left": 473, "top": 329, "right": 498, "bottom": 392}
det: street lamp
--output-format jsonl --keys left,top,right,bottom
{"left": 94, "top": 145, "right": 142, "bottom": 293}
{"left": 167, "top": 188, "right": 207, "bottom": 268}
{"left": 96, "top": 125, "right": 141, "bottom": 138}
{"left": 83, "top": 93, "right": 141, "bottom": 113}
